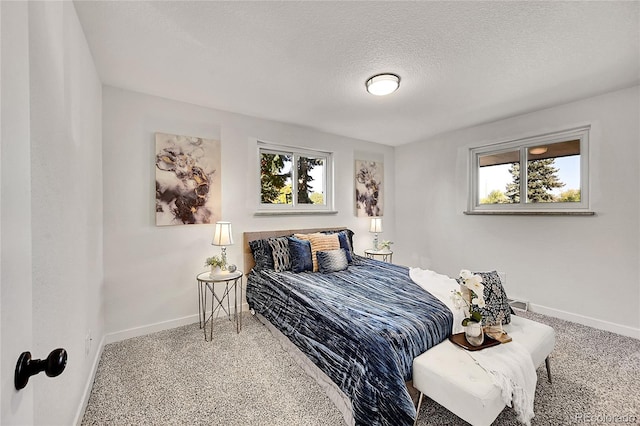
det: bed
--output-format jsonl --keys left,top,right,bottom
{"left": 243, "top": 227, "right": 453, "bottom": 426}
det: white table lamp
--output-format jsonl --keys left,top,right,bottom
{"left": 212, "top": 221, "right": 233, "bottom": 270}
{"left": 369, "top": 217, "right": 383, "bottom": 250}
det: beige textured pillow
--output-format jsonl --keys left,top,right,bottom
{"left": 307, "top": 233, "right": 340, "bottom": 272}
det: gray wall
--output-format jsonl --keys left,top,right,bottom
{"left": 395, "top": 86, "right": 639, "bottom": 337}
{"left": 3, "top": 3, "right": 638, "bottom": 424}
{"left": 1, "top": 1, "right": 104, "bottom": 425}
{"left": 102, "top": 86, "right": 395, "bottom": 340}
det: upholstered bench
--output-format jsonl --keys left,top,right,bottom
{"left": 412, "top": 315, "right": 555, "bottom": 426}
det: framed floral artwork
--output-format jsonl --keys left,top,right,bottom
{"left": 355, "top": 160, "right": 383, "bottom": 217}
{"left": 155, "top": 132, "right": 221, "bottom": 226}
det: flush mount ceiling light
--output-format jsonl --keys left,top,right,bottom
{"left": 529, "top": 146, "right": 548, "bottom": 155}
{"left": 366, "top": 73, "right": 400, "bottom": 96}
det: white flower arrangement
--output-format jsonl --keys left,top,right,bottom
{"left": 205, "top": 255, "right": 225, "bottom": 268}
{"left": 451, "top": 269, "right": 486, "bottom": 326}
{"left": 378, "top": 240, "right": 393, "bottom": 251}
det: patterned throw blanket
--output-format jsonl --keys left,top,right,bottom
{"left": 246, "top": 257, "right": 453, "bottom": 426}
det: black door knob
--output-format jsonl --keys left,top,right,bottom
{"left": 15, "top": 348, "right": 67, "bottom": 390}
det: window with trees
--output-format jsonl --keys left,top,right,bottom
{"left": 468, "top": 126, "right": 590, "bottom": 213}
{"left": 258, "top": 142, "right": 333, "bottom": 213}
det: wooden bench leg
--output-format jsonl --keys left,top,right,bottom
{"left": 545, "top": 356, "right": 552, "bottom": 384}
{"left": 413, "top": 392, "right": 424, "bottom": 426}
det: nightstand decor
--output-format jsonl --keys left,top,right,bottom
{"left": 364, "top": 248, "right": 393, "bottom": 263}
{"left": 196, "top": 270, "right": 243, "bottom": 341}
{"left": 369, "top": 217, "right": 383, "bottom": 250}
{"left": 204, "top": 255, "right": 224, "bottom": 277}
{"left": 212, "top": 221, "right": 233, "bottom": 270}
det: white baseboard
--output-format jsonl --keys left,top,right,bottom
{"left": 73, "top": 334, "right": 106, "bottom": 426}
{"left": 104, "top": 303, "right": 250, "bottom": 344}
{"left": 104, "top": 313, "right": 201, "bottom": 344}
{"left": 73, "top": 312, "right": 212, "bottom": 424}
{"left": 529, "top": 303, "right": 640, "bottom": 339}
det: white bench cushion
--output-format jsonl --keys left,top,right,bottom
{"left": 504, "top": 316, "right": 555, "bottom": 368}
{"left": 412, "top": 315, "right": 555, "bottom": 426}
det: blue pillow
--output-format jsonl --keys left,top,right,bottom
{"left": 249, "top": 239, "right": 274, "bottom": 270}
{"left": 336, "top": 231, "right": 353, "bottom": 263}
{"left": 317, "top": 249, "right": 349, "bottom": 273}
{"left": 288, "top": 237, "right": 313, "bottom": 273}
{"left": 322, "top": 229, "right": 354, "bottom": 263}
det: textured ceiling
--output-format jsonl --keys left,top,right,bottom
{"left": 73, "top": 1, "right": 639, "bottom": 146}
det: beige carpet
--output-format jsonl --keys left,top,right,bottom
{"left": 82, "top": 311, "right": 640, "bottom": 425}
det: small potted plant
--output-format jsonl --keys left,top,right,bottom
{"left": 378, "top": 240, "right": 393, "bottom": 253}
{"left": 205, "top": 255, "right": 225, "bottom": 276}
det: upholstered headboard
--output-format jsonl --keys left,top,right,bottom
{"left": 243, "top": 227, "right": 348, "bottom": 275}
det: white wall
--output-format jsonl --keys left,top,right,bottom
{"left": 28, "top": 2, "right": 103, "bottom": 425}
{"left": 1, "top": 1, "right": 34, "bottom": 423}
{"left": 395, "top": 86, "right": 640, "bottom": 337}
{"left": 102, "top": 87, "right": 395, "bottom": 339}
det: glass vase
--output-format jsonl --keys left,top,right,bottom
{"left": 465, "top": 322, "right": 484, "bottom": 346}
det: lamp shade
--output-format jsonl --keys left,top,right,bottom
{"left": 369, "top": 217, "right": 383, "bottom": 233}
{"left": 212, "top": 221, "right": 233, "bottom": 246}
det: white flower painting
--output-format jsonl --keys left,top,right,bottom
{"left": 155, "top": 133, "right": 221, "bottom": 226}
{"left": 355, "top": 160, "right": 383, "bottom": 217}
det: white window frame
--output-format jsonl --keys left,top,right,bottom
{"left": 468, "top": 126, "right": 591, "bottom": 214}
{"left": 256, "top": 140, "right": 335, "bottom": 214}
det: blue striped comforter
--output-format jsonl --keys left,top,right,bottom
{"left": 246, "top": 256, "right": 453, "bottom": 426}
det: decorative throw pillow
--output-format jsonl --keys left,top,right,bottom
{"left": 321, "top": 229, "right": 355, "bottom": 262}
{"left": 249, "top": 239, "right": 274, "bottom": 270}
{"left": 287, "top": 237, "right": 313, "bottom": 273}
{"left": 268, "top": 237, "right": 291, "bottom": 272}
{"left": 308, "top": 233, "right": 340, "bottom": 272}
{"left": 336, "top": 231, "right": 354, "bottom": 263}
{"left": 473, "top": 271, "right": 511, "bottom": 326}
{"left": 317, "top": 249, "right": 349, "bottom": 273}
{"left": 344, "top": 229, "right": 355, "bottom": 250}
{"left": 293, "top": 233, "right": 310, "bottom": 241}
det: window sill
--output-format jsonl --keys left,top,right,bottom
{"left": 463, "top": 210, "right": 595, "bottom": 216}
{"left": 254, "top": 210, "right": 339, "bottom": 216}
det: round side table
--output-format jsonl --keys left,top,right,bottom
{"left": 364, "top": 249, "right": 393, "bottom": 263}
{"left": 196, "top": 270, "right": 243, "bottom": 341}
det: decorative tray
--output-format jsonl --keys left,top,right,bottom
{"left": 449, "top": 332, "right": 501, "bottom": 351}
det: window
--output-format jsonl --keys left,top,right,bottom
{"left": 468, "top": 126, "right": 590, "bottom": 214}
{"left": 258, "top": 141, "right": 334, "bottom": 213}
